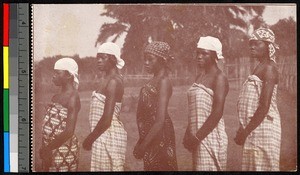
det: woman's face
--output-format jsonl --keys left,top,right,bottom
{"left": 144, "top": 53, "right": 164, "bottom": 73}
{"left": 52, "top": 70, "right": 70, "bottom": 86}
{"left": 97, "top": 53, "right": 116, "bottom": 71}
{"left": 249, "top": 40, "right": 269, "bottom": 59}
{"left": 196, "top": 48, "right": 216, "bottom": 68}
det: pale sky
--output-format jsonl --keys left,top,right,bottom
{"left": 33, "top": 4, "right": 296, "bottom": 61}
{"left": 263, "top": 4, "right": 296, "bottom": 25}
{"left": 33, "top": 4, "right": 110, "bottom": 61}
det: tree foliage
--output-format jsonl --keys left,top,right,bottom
{"left": 35, "top": 5, "right": 296, "bottom": 92}
{"left": 96, "top": 5, "right": 266, "bottom": 73}
{"left": 270, "top": 17, "right": 296, "bottom": 56}
{"left": 35, "top": 55, "right": 99, "bottom": 84}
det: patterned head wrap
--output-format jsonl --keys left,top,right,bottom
{"left": 144, "top": 41, "right": 174, "bottom": 62}
{"left": 249, "top": 28, "right": 279, "bottom": 62}
{"left": 54, "top": 57, "right": 79, "bottom": 89}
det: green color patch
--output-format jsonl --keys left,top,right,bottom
{"left": 4, "top": 89, "right": 9, "bottom": 132}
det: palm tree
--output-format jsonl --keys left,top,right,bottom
{"left": 96, "top": 4, "right": 265, "bottom": 74}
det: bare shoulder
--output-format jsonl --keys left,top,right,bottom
{"left": 158, "top": 77, "right": 172, "bottom": 89}
{"left": 157, "top": 77, "right": 172, "bottom": 97}
{"left": 105, "top": 75, "right": 124, "bottom": 99}
{"left": 211, "top": 70, "right": 229, "bottom": 95}
{"left": 69, "top": 90, "right": 80, "bottom": 104}
{"left": 215, "top": 70, "right": 228, "bottom": 86}
{"left": 105, "top": 78, "right": 118, "bottom": 93}
{"left": 262, "top": 62, "right": 279, "bottom": 82}
{"left": 107, "top": 75, "right": 123, "bottom": 87}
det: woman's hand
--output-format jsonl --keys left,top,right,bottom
{"left": 183, "top": 129, "right": 199, "bottom": 152}
{"left": 133, "top": 141, "right": 145, "bottom": 159}
{"left": 234, "top": 126, "right": 247, "bottom": 145}
{"left": 82, "top": 135, "right": 94, "bottom": 151}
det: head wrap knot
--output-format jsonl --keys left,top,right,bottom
{"left": 97, "top": 42, "right": 125, "bottom": 69}
{"left": 197, "top": 36, "right": 224, "bottom": 59}
{"left": 144, "top": 41, "right": 173, "bottom": 61}
{"left": 250, "top": 28, "right": 279, "bottom": 62}
{"left": 54, "top": 57, "right": 79, "bottom": 89}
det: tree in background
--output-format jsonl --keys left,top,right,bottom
{"left": 270, "top": 17, "right": 296, "bottom": 56}
{"left": 34, "top": 5, "right": 296, "bottom": 92}
{"left": 34, "top": 54, "right": 99, "bottom": 92}
{"left": 96, "top": 5, "right": 265, "bottom": 74}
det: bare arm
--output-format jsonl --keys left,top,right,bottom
{"left": 243, "top": 66, "right": 278, "bottom": 136}
{"left": 195, "top": 74, "right": 229, "bottom": 140}
{"left": 83, "top": 79, "right": 120, "bottom": 150}
{"left": 235, "top": 65, "right": 278, "bottom": 145}
{"left": 138, "top": 79, "right": 172, "bottom": 150}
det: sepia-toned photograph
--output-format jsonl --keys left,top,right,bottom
{"left": 31, "top": 3, "right": 297, "bottom": 172}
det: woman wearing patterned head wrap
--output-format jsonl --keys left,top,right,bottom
{"left": 234, "top": 28, "right": 281, "bottom": 171}
{"left": 40, "top": 57, "right": 81, "bottom": 172}
{"left": 82, "top": 42, "right": 127, "bottom": 171}
{"left": 133, "top": 41, "right": 178, "bottom": 170}
{"left": 183, "top": 36, "right": 229, "bottom": 171}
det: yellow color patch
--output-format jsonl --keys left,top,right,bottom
{"left": 3, "top": 47, "right": 9, "bottom": 89}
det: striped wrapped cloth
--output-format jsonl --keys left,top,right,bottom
{"left": 238, "top": 75, "right": 281, "bottom": 171}
{"left": 89, "top": 91, "right": 127, "bottom": 171}
{"left": 187, "top": 83, "right": 228, "bottom": 171}
{"left": 42, "top": 103, "right": 79, "bottom": 172}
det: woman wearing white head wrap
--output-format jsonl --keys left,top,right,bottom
{"left": 82, "top": 42, "right": 127, "bottom": 171}
{"left": 183, "top": 36, "right": 229, "bottom": 171}
{"left": 197, "top": 36, "right": 225, "bottom": 71}
{"left": 54, "top": 57, "right": 79, "bottom": 89}
{"left": 235, "top": 28, "right": 281, "bottom": 171}
{"left": 40, "top": 57, "right": 81, "bottom": 172}
{"left": 96, "top": 42, "right": 125, "bottom": 69}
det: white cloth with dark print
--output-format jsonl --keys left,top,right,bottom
{"left": 238, "top": 75, "right": 281, "bottom": 171}
{"left": 42, "top": 103, "right": 79, "bottom": 172}
{"left": 187, "top": 83, "right": 228, "bottom": 171}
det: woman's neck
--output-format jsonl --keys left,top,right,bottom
{"left": 105, "top": 67, "right": 118, "bottom": 78}
{"left": 204, "top": 63, "right": 218, "bottom": 74}
{"left": 153, "top": 67, "right": 167, "bottom": 78}
{"left": 61, "top": 82, "right": 74, "bottom": 93}
{"left": 257, "top": 54, "right": 270, "bottom": 63}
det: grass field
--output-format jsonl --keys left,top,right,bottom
{"left": 33, "top": 84, "right": 297, "bottom": 171}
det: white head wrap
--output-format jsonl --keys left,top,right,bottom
{"left": 54, "top": 57, "right": 79, "bottom": 89}
{"left": 197, "top": 36, "right": 224, "bottom": 59}
{"left": 97, "top": 42, "right": 125, "bottom": 69}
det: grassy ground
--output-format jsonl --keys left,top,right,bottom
{"left": 33, "top": 84, "right": 297, "bottom": 171}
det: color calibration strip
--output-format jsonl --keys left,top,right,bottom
{"left": 10, "top": 3, "right": 19, "bottom": 172}
{"left": 3, "top": 3, "right": 10, "bottom": 173}
{"left": 3, "top": 3, "right": 27, "bottom": 172}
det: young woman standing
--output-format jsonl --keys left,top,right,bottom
{"left": 183, "top": 36, "right": 229, "bottom": 171}
{"left": 40, "top": 58, "right": 81, "bottom": 171}
{"left": 235, "top": 28, "right": 281, "bottom": 171}
{"left": 82, "top": 42, "right": 127, "bottom": 171}
{"left": 134, "top": 41, "right": 178, "bottom": 171}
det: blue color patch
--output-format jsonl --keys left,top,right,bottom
{"left": 4, "top": 132, "right": 10, "bottom": 172}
